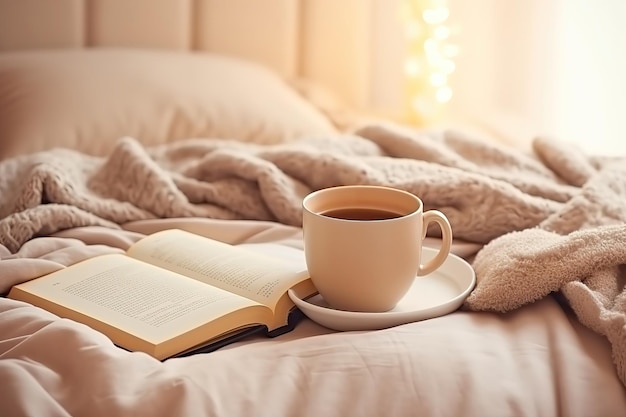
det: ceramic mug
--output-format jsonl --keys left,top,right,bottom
{"left": 302, "top": 185, "right": 453, "bottom": 312}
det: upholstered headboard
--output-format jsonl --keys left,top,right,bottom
{"left": 0, "top": 0, "right": 378, "bottom": 109}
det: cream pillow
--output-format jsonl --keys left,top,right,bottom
{"left": 0, "top": 49, "right": 337, "bottom": 159}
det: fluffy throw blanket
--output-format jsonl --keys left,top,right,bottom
{"left": 1, "top": 122, "right": 626, "bottom": 385}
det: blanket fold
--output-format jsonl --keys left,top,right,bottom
{"left": 1, "top": 121, "right": 625, "bottom": 385}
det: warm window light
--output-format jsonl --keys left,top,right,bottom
{"left": 405, "top": 58, "right": 421, "bottom": 77}
{"left": 422, "top": 7, "right": 449, "bottom": 25}
{"left": 436, "top": 86, "right": 453, "bottom": 103}
{"left": 433, "top": 25, "right": 450, "bottom": 40}
{"left": 402, "top": 0, "right": 457, "bottom": 124}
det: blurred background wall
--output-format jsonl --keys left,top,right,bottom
{"left": 367, "top": 0, "right": 626, "bottom": 155}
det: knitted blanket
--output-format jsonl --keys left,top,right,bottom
{"left": 1, "top": 122, "right": 625, "bottom": 385}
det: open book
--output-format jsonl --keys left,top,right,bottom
{"left": 8, "top": 229, "right": 317, "bottom": 360}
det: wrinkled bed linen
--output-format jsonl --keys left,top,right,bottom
{"left": 1, "top": 219, "right": 626, "bottom": 417}
{"left": 1, "top": 122, "right": 626, "bottom": 386}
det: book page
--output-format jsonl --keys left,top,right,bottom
{"left": 126, "top": 230, "right": 310, "bottom": 309}
{"left": 13, "top": 254, "right": 262, "bottom": 344}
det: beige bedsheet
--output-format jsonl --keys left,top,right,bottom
{"left": 1, "top": 218, "right": 626, "bottom": 417}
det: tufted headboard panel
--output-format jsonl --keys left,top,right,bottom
{"left": 0, "top": 0, "right": 376, "bottom": 108}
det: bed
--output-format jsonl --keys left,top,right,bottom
{"left": 2, "top": 2, "right": 626, "bottom": 416}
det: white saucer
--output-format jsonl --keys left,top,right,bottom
{"left": 288, "top": 247, "right": 476, "bottom": 331}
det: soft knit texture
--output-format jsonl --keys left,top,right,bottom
{"left": 1, "top": 122, "right": 625, "bottom": 385}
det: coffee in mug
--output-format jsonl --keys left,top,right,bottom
{"left": 320, "top": 207, "right": 403, "bottom": 221}
{"left": 302, "top": 185, "right": 452, "bottom": 312}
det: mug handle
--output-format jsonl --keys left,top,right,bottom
{"left": 417, "top": 210, "right": 453, "bottom": 276}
